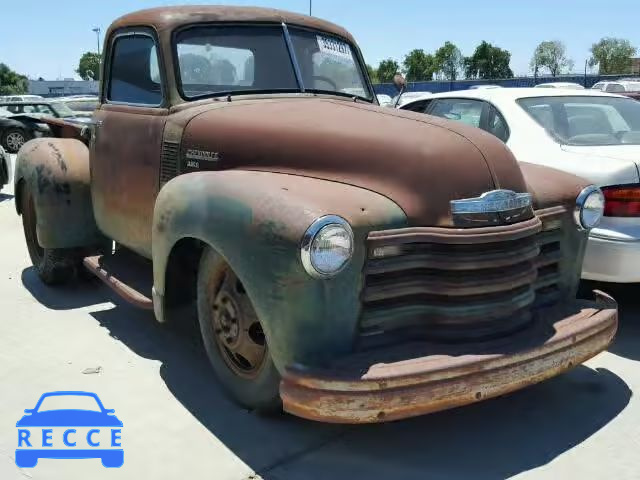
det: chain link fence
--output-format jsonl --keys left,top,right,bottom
{"left": 373, "top": 74, "right": 640, "bottom": 96}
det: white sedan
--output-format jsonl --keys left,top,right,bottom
{"left": 400, "top": 87, "right": 640, "bottom": 283}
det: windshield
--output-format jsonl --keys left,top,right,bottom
{"left": 518, "top": 96, "right": 640, "bottom": 146}
{"left": 288, "top": 28, "right": 371, "bottom": 100}
{"left": 50, "top": 102, "right": 75, "bottom": 118}
{"left": 175, "top": 25, "right": 372, "bottom": 101}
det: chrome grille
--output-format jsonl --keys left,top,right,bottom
{"left": 359, "top": 208, "right": 566, "bottom": 346}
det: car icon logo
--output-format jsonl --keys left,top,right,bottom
{"left": 16, "top": 391, "right": 123, "bottom": 468}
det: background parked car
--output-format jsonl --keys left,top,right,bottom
{"left": 391, "top": 91, "right": 432, "bottom": 107}
{"left": 376, "top": 93, "right": 393, "bottom": 107}
{"left": 0, "top": 95, "right": 44, "bottom": 102}
{"left": 400, "top": 87, "right": 640, "bottom": 283}
{"left": 0, "top": 106, "right": 51, "bottom": 153}
{"left": 53, "top": 96, "right": 99, "bottom": 118}
{"left": 2, "top": 100, "right": 79, "bottom": 119}
{"left": 621, "top": 92, "right": 640, "bottom": 101}
{"left": 591, "top": 80, "right": 640, "bottom": 93}
{"left": 535, "top": 82, "right": 584, "bottom": 90}
{"left": 469, "top": 84, "right": 503, "bottom": 90}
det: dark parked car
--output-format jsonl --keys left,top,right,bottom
{"left": 55, "top": 97, "right": 99, "bottom": 118}
{"left": 0, "top": 106, "right": 51, "bottom": 153}
{"left": 622, "top": 92, "right": 640, "bottom": 101}
{"left": 0, "top": 101, "right": 89, "bottom": 153}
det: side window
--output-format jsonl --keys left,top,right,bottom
{"left": 108, "top": 33, "right": 163, "bottom": 105}
{"left": 34, "top": 105, "right": 54, "bottom": 115}
{"left": 429, "top": 98, "right": 484, "bottom": 128}
{"left": 606, "top": 83, "right": 625, "bottom": 93}
{"left": 402, "top": 100, "right": 431, "bottom": 113}
{"left": 487, "top": 106, "right": 509, "bottom": 142}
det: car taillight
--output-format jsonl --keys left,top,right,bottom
{"left": 602, "top": 185, "right": 640, "bottom": 217}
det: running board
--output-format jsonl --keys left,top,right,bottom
{"left": 83, "top": 250, "right": 154, "bottom": 310}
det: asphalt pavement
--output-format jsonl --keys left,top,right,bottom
{"left": 1, "top": 154, "right": 639, "bottom": 480}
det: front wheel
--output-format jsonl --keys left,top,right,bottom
{"left": 197, "top": 247, "right": 281, "bottom": 412}
{"left": 21, "top": 186, "right": 82, "bottom": 284}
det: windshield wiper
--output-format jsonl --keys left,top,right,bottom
{"left": 188, "top": 88, "right": 302, "bottom": 101}
{"left": 304, "top": 89, "right": 373, "bottom": 103}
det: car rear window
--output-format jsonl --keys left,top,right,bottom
{"left": 518, "top": 95, "right": 640, "bottom": 145}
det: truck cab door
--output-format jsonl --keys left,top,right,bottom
{"left": 92, "top": 29, "right": 167, "bottom": 258}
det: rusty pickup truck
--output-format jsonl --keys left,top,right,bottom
{"left": 14, "top": 6, "right": 617, "bottom": 423}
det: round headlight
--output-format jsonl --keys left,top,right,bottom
{"left": 574, "top": 185, "right": 605, "bottom": 230}
{"left": 300, "top": 215, "right": 354, "bottom": 278}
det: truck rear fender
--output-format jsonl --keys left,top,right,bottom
{"left": 152, "top": 170, "right": 407, "bottom": 371}
{"left": 14, "top": 138, "right": 103, "bottom": 248}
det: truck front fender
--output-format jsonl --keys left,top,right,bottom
{"left": 14, "top": 138, "right": 102, "bottom": 248}
{"left": 153, "top": 170, "right": 407, "bottom": 371}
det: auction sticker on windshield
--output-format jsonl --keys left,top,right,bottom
{"left": 316, "top": 35, "right": 352, "bottom": 61}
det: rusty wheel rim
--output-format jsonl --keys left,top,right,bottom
{"left": 210, "top": 268, "right": 267, "bottom": 379}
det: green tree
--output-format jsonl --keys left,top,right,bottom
{"left": 376, "top": 59, "right": 399, "bottom": 83}
{"left": 530, "top": 41, "right": 573, "bottom": 77}
{"left": 589, "top": 37, "right": 637, "bottom": 74}
{"left": 76, "top": 52, "right": 101, "bottom": 80}
{"left": 464, "top": 41, "right": 513, "bottom": 79}
{"left": 403, "top": 49, "right": 436, "bottom": 81}
{"left": 366, "top": 64, "right": 379, "bottom": 83}
{"left": 0, "top": 63, "right": 28, "bottom": 95}
{"left": 435, "top": 42, "right": 464, "bottom": 80}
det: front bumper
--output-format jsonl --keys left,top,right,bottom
{"left": 280, "top": 291, "right": 617, "bottom": 423}
{"left": 582, "top": 234, "right": 640, "bottom": 283}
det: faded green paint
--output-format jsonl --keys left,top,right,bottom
{"left": 152, "top": 170, "right": 407, "bottom": 371}
{"left": 14, "top": 138, "right": 104, "bottom": 249}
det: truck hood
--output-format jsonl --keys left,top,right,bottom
{"left": 560, "top": 144, "right": 640, "bottom": 185}
{"left": 181, "top": 98, "right": 528, "bottom": 226}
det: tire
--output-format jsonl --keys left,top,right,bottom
{"left": 2, "top": 127, "right": 30, "bottom": 153}
{"left": 197, "top": 246, "right": 281, "bottom": 412}
{"left": 20, "top": 186, "right": 81, "bottom": 285}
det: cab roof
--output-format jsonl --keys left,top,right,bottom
{"left": 110, "top": 5, "right": 354, "bottom": 42}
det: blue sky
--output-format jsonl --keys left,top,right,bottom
{"left": 0, "top": 0, "right": 637, "bottom": 80}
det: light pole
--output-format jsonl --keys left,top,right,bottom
{"left": 584, "top": 59, "right": 588, "bottom": 87}
{"left": 92, "top": 27, "right": 101, "bottom": 55}
{"left": 309, "top": 0, "right": 312, "bottom": 16}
